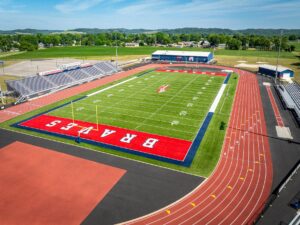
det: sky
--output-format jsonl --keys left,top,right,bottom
{"left": 0, "top": 0, "right": 299, "bottom": 30}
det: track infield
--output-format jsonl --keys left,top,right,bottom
{"left": 1, "top": 65, "right": 238, "bottom": 176}
{"left": 13, "top": 69, "right": 231, "bottom": 166}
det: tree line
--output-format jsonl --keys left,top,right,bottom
{"left": 0, "top": 32, "right": 298, "bottom": 52}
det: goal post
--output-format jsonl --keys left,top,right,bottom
{"left": 69, "top": 101, "right": 100, "bottom": 131}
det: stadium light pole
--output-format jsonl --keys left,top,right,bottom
{"left": 115, "top": 32, "right": 118, "bottom": 68}
{"left": 275, "top": 30, "right": 283, "bottom": 84}
{"left": 0, "top": 61, "right": 4, "bottom": 75}
{"left": 0, "top": 84, "right": 4, "bottom": 105}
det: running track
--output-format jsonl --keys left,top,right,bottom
{"left": 122, "top": 69, "right": 273, "bottom": 225}
{"left": 0, "top": 64, "right": 273, "bottom": 224}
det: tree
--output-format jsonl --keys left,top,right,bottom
{"left": 0, "top": 36, "right": 13, "bottom": 52}
{"left": 156, "top": 32, "right": 171, "bottom": 45}
{"left": 290, "top": 45, "right": 296, "bottom": 52}
{"left": 18, "top": 35, "right": 38, "bottom": 51}
{"left": 226, "top": 38, "right": 242, "bottom": 50}
{"left": 207, "top": 34, "right": 220, "bottom": 46}
{"left": 288, "top": 34, "right": 297, "bottom": 41}
{"left": 145, "top": 36, "right": 155, "bottom": 46}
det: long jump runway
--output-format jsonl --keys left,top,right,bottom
{"left": 123, "top": 69, "right": 273, "bottom": 224}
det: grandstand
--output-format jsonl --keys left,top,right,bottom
{"left": 152, "top": 50, "right": 213, "bottom": 63}
{"left": 5, "top": 61, "right": 119, "bottom": 103}
{"left": 276, "top": 81, "right": 300, "bottom": 122}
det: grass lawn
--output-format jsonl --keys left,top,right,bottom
{"left": 289, "top": 41, "right": 300, "bottom": 51}
{"left": 0, "top": 51, "right": 24, "bottom": 58}
{"left": 216, "top": 55, "right": 300, "bottom": 82}
{"left": 0, "top": 75, "right": 20, "bottom": 91}
{"left": 0, "top": 70, "right": 238, "bottom": 177}
{"left": 1, "top": 46, "right": 297, "bottom": 60}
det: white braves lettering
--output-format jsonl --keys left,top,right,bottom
{"left": 61, "top": 123, "right": 78, "bottom": 131}
{"left": 142, "top": 138, "right": 159, "bottom": 148}
{"left": 46, "top": 120, "right": 61, "bottom": 127}
{"left": 100, "top": 129, "right": 116, "bottom": 138}
{"left": 120, "top": 133, "right": 137, "bottom": 143}
{"left": 79, "top": 126, "right": 94, "bottom": 135}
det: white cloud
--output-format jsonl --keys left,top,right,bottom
{"left": 117, "top": 0, "right": 171, "bottom": 15}
{"left": 55, "top": 0, "right": 103, "bottom": 13}
{"left": 0, "top": 0, "right": 25, "bottom": 14}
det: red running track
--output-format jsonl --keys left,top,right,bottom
{"left": 122, "top": 69, "right": 273, "bottom": 225}
{"left": 266, "top": 86, "right": 284, "bottom": 127}
{"left": 0, "top": 64, "right": 273, "bottom": 224}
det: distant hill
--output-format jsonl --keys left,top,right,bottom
{"left": 0, "top": 29, "right": 61, "bottom": 34}
{"left": 1, "top": 28, "right": 300, "bottom": 36}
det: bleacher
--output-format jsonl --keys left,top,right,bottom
{"left": 5, "top": 61, "right": 119, "bottom": 102}
{"left": 81, "top": 66, "right": 102, "bottom": 76}
{"left": 94, "top": 61, "right": 118, "bottom": 74}
{"left": 284, "top": 83, "right": 300, "bottom": 109}
{"left": 276, "top": 82, "right": 300, "bottom": 122}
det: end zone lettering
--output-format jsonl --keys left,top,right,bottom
{"left": 45, "top": 120, "right": 158, "bottom": 148}
{"left": 20, "top": 114, "right": 192, "bottom": 161}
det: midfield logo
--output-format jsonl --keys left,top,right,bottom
{"left": 157, "top": 84, "right": 169, "bottom": 93}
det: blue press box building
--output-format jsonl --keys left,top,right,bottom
{"left": 258, "top": 64, "right": 294, "bottom": 79}
{"left": 152, "top": 50, "right": 213, "bottom": 63}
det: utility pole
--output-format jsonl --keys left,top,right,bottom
{"left": 275, "top": 30, "right": 283, "bottom": 84}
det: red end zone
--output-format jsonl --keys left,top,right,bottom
{"left": 156, "top": 68, "right": 227, "bottom": 77}
{"left": 20, "top": 115, "right": 192, "bottom": 161}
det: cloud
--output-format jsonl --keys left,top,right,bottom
{"left": 55, "top": 0, "right": 103, "bottom": 13}
{"left": 117, "top": 0, "right": 171, "bottom": 15}
{"left": 0, "top": 0, "right": 25, "bottom": 14}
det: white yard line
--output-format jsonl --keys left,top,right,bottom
{"left": 87, "top": 76, "right": 137, "bottom": 97}
{"left": 53, "top": 107, "right": 195, "bottom": 136}
{"left": 135, "top": 75, "right": 200, "bottom": 130}
{"left": 209, "top": 84, "right": 227, "bottom": 113}
{"left": 62, "top": 101, "right": 207, "bottom": 122}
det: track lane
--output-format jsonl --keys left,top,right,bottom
{"left": 123, "top": 68, "right": 273, "bottom": 225}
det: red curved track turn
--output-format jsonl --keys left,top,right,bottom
{"left": 0, "top": 64, "right": 273, "bottom": 224}
{"left": 122, "top": 68, "right": 273, "bottom": 225}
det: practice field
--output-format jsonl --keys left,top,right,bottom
{"left": 16, "top": 69, "right": 227, "bottom": 165}
{"left": 1, "top": 46, "right": 297, "bottom": 60}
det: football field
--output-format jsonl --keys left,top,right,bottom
{"left": 8, "top": 67, "right": 238, "bottom": 175}
{"left": 49, "top": 71, "right": 224, "bottom": 141}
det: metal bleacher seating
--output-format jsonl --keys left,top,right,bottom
{"left": 5, "top": 61, "right": 119, "bottom": 103}
{"left": 81, "top": 66, "right": 102, "bottom": 76}
{"left": 276, "top": 82, "right": 300, "bottom": 121}
{"left": 94, "top": 61, "right": 118, "bottom": 74}
{"left": 284, "top": 83, "right": 300, "bottom": 109}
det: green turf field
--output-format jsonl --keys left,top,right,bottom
{"left": 49, "top": 71, "right": 224, "bottom": 141}
{"left": 0, "top": 69, "right": 238, "bottom": 177}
